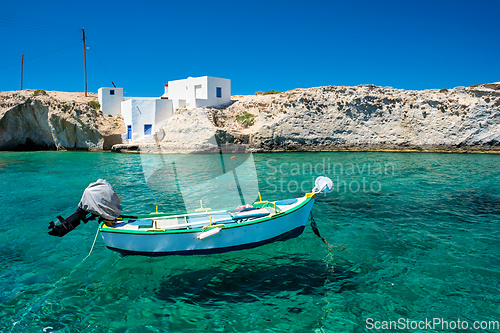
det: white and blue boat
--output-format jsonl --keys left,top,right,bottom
{"left": 99, "top": 193, "right": 318, "bottom": 256}
{"left": 49, "top": 177, "right": 332, "bottom": 256}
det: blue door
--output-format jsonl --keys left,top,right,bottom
{"left": 127, "top": 125, "right": 132, "bottom": 140}
{"left": 144, "top": 124, "right": 152, "bottom": 135}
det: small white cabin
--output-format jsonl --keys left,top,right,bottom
{"left": 163, "top": 76, "right": 231, "bottom": 109}
{"left": 97, "top": 87, "right": 123, "bottom": 116}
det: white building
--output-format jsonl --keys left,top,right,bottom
{"left": 98, "top": 76, "right": 231, "bottom": 142}
{"left": 121, "top": 98, "right": 173, "bottom": 141}
{"left": 163, "top": 76, "right": 231, "bottom": 109}
{"left": 98, "top": 87, "right": 123, "bottom": 116}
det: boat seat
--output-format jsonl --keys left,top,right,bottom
{"left": 127, "top": 218, "right": 154, "bottom": 227}
{"left": 156, "top": 217, "right": 187, "bottom": 229}
{"left": 263, "top": 207, "right": 278, "bottom": 214}
{"left": 187, "top": 212, "right": 233, "bottom": 225}
{"left": 208, "top": 212, "right": 233, "bottom": 219}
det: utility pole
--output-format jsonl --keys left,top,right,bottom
{"left": 20, "top": 54, "right": 23, "bottom": 91}
{"left": 82, "top": 28, "right": 87, "bottom": 97}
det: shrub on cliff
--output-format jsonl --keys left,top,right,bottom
{"left": 88, "top": 100, "right": 100, "bottom": 110}
{"left": 439, "top": 88, "right": 448, "bottom": 93}
{"left": 236, "top": 112, "right": 255, "bottom": 128}
{"left": 33, "top": 89, "right": 47, "bottom": 96}
{"left": 263, "top": 90, "right": 281, "bottom": 95}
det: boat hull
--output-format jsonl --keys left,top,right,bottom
{"left": 100, "top": 197, "right": 314, "bottom": 256}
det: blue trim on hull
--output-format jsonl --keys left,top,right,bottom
{"left": 107, "top": 226, "right": 306, "bottom": 257}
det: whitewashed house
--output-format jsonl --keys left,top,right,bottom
{"left": 98, "top": 87, "right": 123, "bottom": 116}
{"left": 98, "top": 76, "right": 231, "bottom": 142}
{"left": 120, "top": 98, "right": 173, "bottom": 142}
{"left": 163, "top": 76, "right": 231, "bottom": 109}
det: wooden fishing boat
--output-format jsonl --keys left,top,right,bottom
{"left": 48, "top": 177, "right": 333, "bottom": 256}
{"left": 99, "top": 194, "right": 317, "bottom": 256}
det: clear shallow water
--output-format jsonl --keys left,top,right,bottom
{"left": 0, "top": 151, "right": 499, "bottom": 332}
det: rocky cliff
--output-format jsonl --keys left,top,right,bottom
{"left": 207, "top": 83, "right": 500, "bottom": 152}
{"left": 0, "top": 90, "right": 124, "bottom": 150}
{"left": 4, "top": 84, "right": 500, "bottom": 153}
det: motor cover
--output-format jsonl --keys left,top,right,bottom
{"left": 78, "top": 179, "right": 122, "bottom": 220}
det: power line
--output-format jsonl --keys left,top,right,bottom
{"left": 0, "top": 16, "right": 80, "bottom": 35}
{"left": 0, "top": 60, "right": 19, "bottom": 70}
{"left": 0, "top": 22, "right": 80, "bottom": 39}
{"left": 26, "top": 41, "right": 81, "bottom": 62}
{"left": 85, "top": 37, "right": 115, "bottom": 87}
{"left": 0, "top": 11, "right": 81, "bottom": 38}
{"left": 0, "top": 40, "right": 80, "bottom": 70}
{"left": 0, "top": 11, "right": 81, "bottom": 33}
{"left": 0, "top": 11, "right": 80, "bottom": 30}
{"left": 0, "top": 12, "right": 104, "bottom": 94}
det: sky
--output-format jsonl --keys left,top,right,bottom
{"left": 0, "top": 0, "right": 499, "bottom": 97}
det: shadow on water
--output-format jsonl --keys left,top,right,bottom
{"left": 0, "top": 248, "right": 24, "bottom": 266}
{"left": 155, "top": 257, "right": 359, "bottom": 305}
{"left": 446, "top": 189, "right": 500, "bottom": 216}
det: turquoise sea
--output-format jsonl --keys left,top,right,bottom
{"left": 0, "top": 151, "right": 499, "bottom": 332}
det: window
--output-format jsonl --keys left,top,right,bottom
{"left": 127, "top": 125, "right": 132, "bottom": 140}
{"left": 110, "top": 90, "right": 115, "bottom": 95}
{"left": 216, "top": 87, "right": 222, "bottom": 98}
{"left": 144, "top": 124, "right": 152, "bottom": 135}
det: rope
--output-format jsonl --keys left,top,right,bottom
{"left": 85, "top": 226, "right": 100, "bottom": 259}
{"left": 12, "top": 227, "right": 100, "bottom": 331}
{"left": 311, "top": 213, "right": 351, "bottom": 332}
{"left": 310, "top": 211, "right": 334, "bottom": 247}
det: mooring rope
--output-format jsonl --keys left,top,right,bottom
{"left": 12, "top": 227, "right": 100, "bottom": 331}
{"left": 310, "top": 211, "right": 351, "bottom": 332}
{"left": 85, "top": 225, "right": 100, "bottom": 259}
{"left": 310, "top": 211, "right": 334, "bottom": 247}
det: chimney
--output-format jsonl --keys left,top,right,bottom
{"left": 161, "top": 84, "right": 169, "bottom": 99}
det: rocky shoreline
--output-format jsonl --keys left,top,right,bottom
{"left": 0, "top": 90, "right": 124, "bottom": 151}
{"left": 1, "top": 83, "right": 499, "bottom": 153}
{"left": 213, "top": 83, "right": 500, "bottom": 153}
{"left": 113, "top": 83, "right": 500, "bottom": 154}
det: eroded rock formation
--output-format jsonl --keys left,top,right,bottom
{"left": 211, "top": 83, "right": 500, "bottom": 152}
{"left": 0, "top": 90, "right": 124, "bottom": 150}
{"left": 4, "top": 83, "right": 500, "bottom": 153}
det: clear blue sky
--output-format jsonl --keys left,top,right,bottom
{"left": 0, "top": 0, "right": 498, "bottom": 96}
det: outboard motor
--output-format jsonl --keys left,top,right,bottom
{"left": 48, "top": 207, "right": 97, "bottom": 237}
{"left": 48, "top": 179, "right": 123, "bottom": 237}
